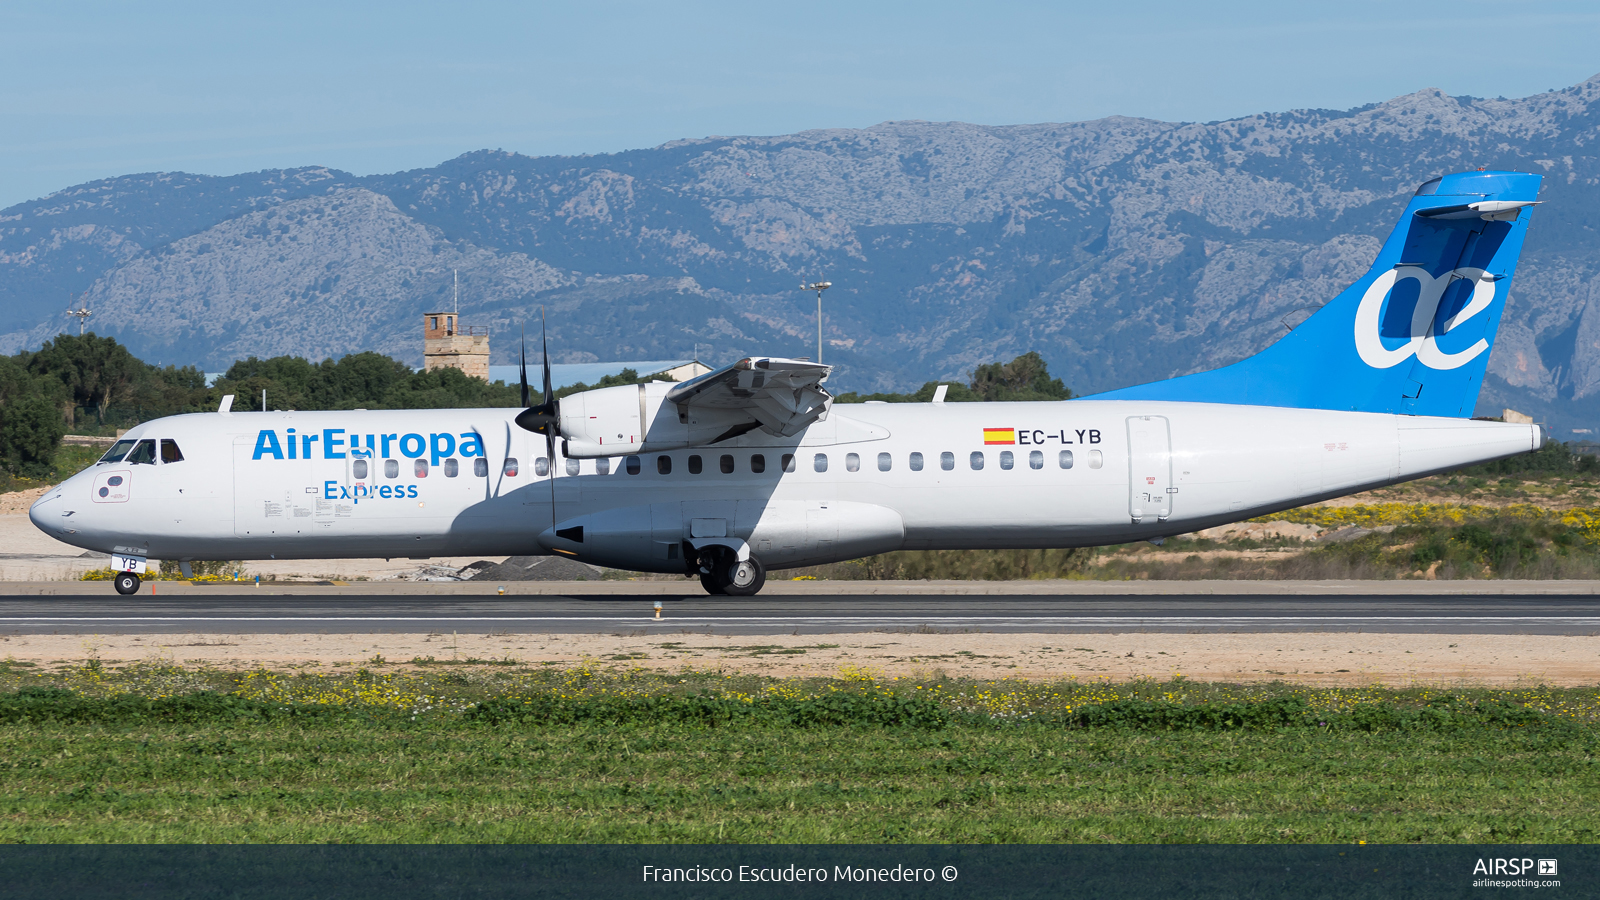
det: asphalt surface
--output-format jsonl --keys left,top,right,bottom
{"left": 2, "top": 593, "right": 1599, "bottom": 634}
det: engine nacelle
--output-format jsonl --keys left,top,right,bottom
{"left": 558, "top": 384, "right": 649, "bottom": 457}
{"left": 559, "top": 382, "right": 759, "bottom": 458}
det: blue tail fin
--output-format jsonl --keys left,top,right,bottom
{"left": 1091, "top": 170, "right": 1542, "bottom": 417}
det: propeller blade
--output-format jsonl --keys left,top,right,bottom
{"left": 512, "top": 308, "right": 560, "bottom": 435}
{"left": 518, "top": 324, "right": 530, "bottom": 408}
{"left": 541, "top": 309, "right": 553, "bottom": 406}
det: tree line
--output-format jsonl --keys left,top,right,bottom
{"left": 1, "top": 334, "right": 208, "bottom": 478}
{"left": 0, "top": 334, "right": 1076, "bottom": 480}
{"left": 832, "top": 351, "right": 1074, "bottom": 403}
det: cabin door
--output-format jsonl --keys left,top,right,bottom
{"left": 1126, "top": 415, "right": 1174, "bottom": 523}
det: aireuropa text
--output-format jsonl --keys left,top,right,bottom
{"left": 640, "top": 865, "right": 943, "bottom": 883}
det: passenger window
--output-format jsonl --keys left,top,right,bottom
{"left": 878, "top": 452, "right": 892, "bottom": 472}
{"left": 940, "top": 451, "right": 954, "bottom": 471}
{"left": 535, "top": 457, "right": 550, "bottom": 477}
{"left": 909, "top": 452, "right": 923, "bottom": 471}
{"left": 504, "top": 458, "right": 519, "bottom": 477}
{"left": 100, "top": 440, "right": 135, "bottom": 463}
{"left": 999, "top": 451, "right": 1014, "bottom": 470}
{"left": 596, "top": 457, "right": 611, "bottom": 475}
{"left": 970, "top": 451, "right": 985, "bottom": 470}
{"left": 385, "top": 459, "right": 399, "bottom": 478}
{"left": 415, "top": 459, "right": 429, "bottom": 477}
{"left": 688, "top": 455, "right": 703, "bottom": 475}
{"left": 751, "top": 454, "right": 765, "bottom": 474}
{"left": 814, "top": 453, "right": 828, "bottom": 473}
{"left": 1088, "top": 450, "right": 1104, "bottom": 469}
{"left": 845, "top": 452, "right": 860, "bottom": 472}
{"left": 657, "top": 455, "right": 672, "bottom": 475}
{"left": 473, "top": 458, "right": 488, "bottom": 477}
{"left": 444, "top": 458, "right": 459, "bottom": 477}
{"left": 353, "top": 459, "right": 369, "bottom": 480}
{"left": 1029, "top": 450, "right": 1044, "bottom": 470}
{"left": 719, "top": 454, "right": 734, "bottom": 474}
{"left": 781, "top": 453, "right": 795, "bottom": 473}
{"left": 126, "top": 440, "right": 157, "bottom": 465}
{"left": 160, "top": 439, "right": 184, "bottom": 464}
{"left": 626, "top": 455, "right": 641, "bottom": 475}
{"left": 1059, "top": 450, "right": 1074, "bottom": 469}
{"left": 565, "top": 458, "right": 580, "bottom": 476}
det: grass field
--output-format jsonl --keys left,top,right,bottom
{"left": 0, "top": 663, "right": 1595, "bottom": 843}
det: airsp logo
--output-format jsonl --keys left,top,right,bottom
{"left": 1472, "top": 858, "right": 1555, "bottom": 876}
{"left": 1354, "top": 266, "right": 1497, "bottom": 371}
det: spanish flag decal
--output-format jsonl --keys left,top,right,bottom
{"left": 982, "top": 428, "right": 1016, "bottom": 445}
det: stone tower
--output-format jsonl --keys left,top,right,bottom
{"left": 422, "top": 312, "right": 490, "bottom": 380}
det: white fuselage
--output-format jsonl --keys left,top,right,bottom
{"left": 29, "top": 400, "right": 1541, "bottom": 571}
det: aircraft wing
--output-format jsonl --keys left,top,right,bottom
{"left": 664, "top": 357, "right": 832, "bottom": 437}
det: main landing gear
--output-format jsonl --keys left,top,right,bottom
{"left": 113, "top": 572, "right": 141, "bottom": 595}
{"left": 697, "top": 550, "right": 766, "bottom": 597}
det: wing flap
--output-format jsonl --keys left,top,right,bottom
{"left": 665, "top": 357, "right": 832, "bottom": 438}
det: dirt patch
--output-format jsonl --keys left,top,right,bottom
{"left": 0, "top": 487, "right": 52, "bottom": 517}
{"left": 7, "top": 631, "right": 1596, "bottom": 687}
{"left": 1190, "top": 521, "right": 1321, "bottom": 541}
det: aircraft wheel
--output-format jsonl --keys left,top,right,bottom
{"left": 113, "top": 572, "right": 141, "bottom": 595}
{"left": 722, "top": 557, "right": 766, "bottom": 597}
{"left": 699, "top": 571, "right": 728, "bottom": 595}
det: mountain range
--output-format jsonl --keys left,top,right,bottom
{"left": 4, "top": 75, "right": 1600, "bottom": 434}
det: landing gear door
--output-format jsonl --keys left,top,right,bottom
{"left": 1126, "top": 415, "right": 1173, "bottom": 523}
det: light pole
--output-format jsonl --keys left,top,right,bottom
{"left": 66, "top": 293, "right": 92, "bottom": 335}
{"left": 801, "top": 280, "right": 831, "bottom": 362}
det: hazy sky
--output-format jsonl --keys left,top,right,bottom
{"left": 2, "top": 0, "right": 1597, "bottom": 208}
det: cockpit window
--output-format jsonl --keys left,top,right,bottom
{"left": 160, "top": 439, "right": 184, "bottom": 464}
{"left": 125, "top": 440, "right": 157, "bottom": 465}
{"left": 100, "top": 440, "right": 136, "bottom": 463}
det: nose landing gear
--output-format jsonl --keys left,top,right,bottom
{"left": 113, "top": 572, "right": 141, "bottom": 595}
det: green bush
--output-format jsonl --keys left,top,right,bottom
{"left": 834, "top": 351, "right": 1072, "bottom": 403}
{"left": 0, "top": 394, "right": 66, "bottom": 478}
{"left": 157, "top": 559, "right": 244, "bottom": 578}
{"left": 1462, "top": 439, "right": 1600, "bottom": 477}
{"left": 0, "top": 689, "right": 347, "bottom": 725}
{"left": 468, "top": 693, "right": 951, "bottom": 729}
{"left": 1058, "top": 697, "right": 1558, "bottom": 733}
{"left": 0, "top": 687, "right": 1562, "bottom": 735}
{"left": 1452, "top": 522, "right": 1541, "bottom": 572}
{"left": 791, "top": 547, "right": 1095, "bottom": 581}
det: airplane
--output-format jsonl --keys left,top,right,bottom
{"left": 30, "top": 169, "right": 1546, "bottom": 597}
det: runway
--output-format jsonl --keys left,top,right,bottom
{"left": 2, "top": 593, "right": 1599, "bottom": 634}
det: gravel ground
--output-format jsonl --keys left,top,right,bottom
{"left": 3, "top": 630, "right": 1594, "bottom": 687}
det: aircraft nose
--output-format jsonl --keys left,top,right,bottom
{"left": 28, "top": 489, "right": 62, "bottom": 534}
